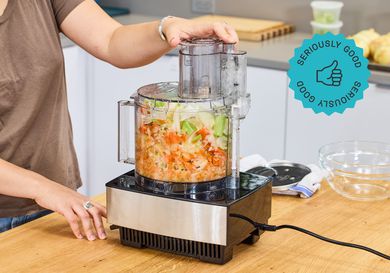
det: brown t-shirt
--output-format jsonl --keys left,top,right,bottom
{"left": 0, "top": 0, "right": 84, "bottom": 217}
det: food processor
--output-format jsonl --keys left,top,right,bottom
{"left": 106, "top": 38, "right": 273, "bottom": 264}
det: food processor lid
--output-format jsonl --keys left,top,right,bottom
{"left": 135, "top": 82, "right": 229, "bottom": 106}
{"left": 247, "top": 163, "right": 311, "bottom": 190}
{"left": 136, "top": 82, "right": 181, "bottom": 101}
{"left": 179, "top": 38, "right": 223, "bottom": 56}
{"left": 270, "top": 162, "right": 311, "bottom": 190}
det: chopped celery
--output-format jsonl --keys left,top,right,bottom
{"left": 181, "top": 120, "right": 197, "bottom": 135}
{"left": 187, "top": 117, "right": 202, "bottom": 129}
{"left": 191, "top": 134, "right": 202, "bottom": 143}
{"left": 155, "top": 101, "right": 166, "bottom": 108}
{"left": 214, "top": 115, "right": 227, "bottom": 137}
{"left": 143, "top": 99, "right": 167, "bottom": 108}
{"left": 143, "top": 99, "right": 154, "bottom": 107}
{"left": 223, "top": 119, "right": 229, "bottom": 135}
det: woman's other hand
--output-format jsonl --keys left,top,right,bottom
{"left": 34, "top": 182, "right": 107, "bottom": 241}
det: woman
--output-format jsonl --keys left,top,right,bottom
{"left": 0, "top": 0, "right": 238, "bottom": 240}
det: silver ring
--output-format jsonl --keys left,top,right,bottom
{"left": 83, "top": 200, "right": 94, "bottom": 210}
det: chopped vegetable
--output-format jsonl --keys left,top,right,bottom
{"left": 136, "top": 102, "right": 231, "bottom": 183}
{"left": 155, "top": 101, "right": 166, "bottom": 108}
{"left": 197, "top": 112, "right": 214, "bottom": 129}
{"left": 214, "top": 115, "right": 227, "bottom": 137}
{"left": 181, "top": 120, "right": 197, "bottom": 135}
{"left": 191, "top": 134, "right": 202, "bottom": 143}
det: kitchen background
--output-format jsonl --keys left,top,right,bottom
{"left": 100, "top": 0, "right": 390, "bottom": 33}
{"left": 65, "top": 1, "right": 390, "bottom": 196}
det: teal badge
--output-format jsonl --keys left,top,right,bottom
{"left": 288, "top": 33, "right": 370, "bottom": 115}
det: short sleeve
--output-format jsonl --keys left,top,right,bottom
{"left": 51, "top": 0, "right": 85, "bottom": 26}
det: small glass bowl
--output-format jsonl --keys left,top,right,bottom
{"left": 319, "top": 141, "right": 390, "bottom": 201}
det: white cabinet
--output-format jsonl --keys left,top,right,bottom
{"left": 87, "top": 55, "right": 179, "bottom": 195}
{"left": 240, "top": 67, "right": 288, "bottom": 160}
{"left": 285, "top": 84, "right": 390, "bottom": 164}
{"left": 63, "top": 46, "right": 88, "bottom": 195}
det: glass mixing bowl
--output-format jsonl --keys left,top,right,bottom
{"left": 319, "top": 141, "right": 390, "bottom": 201}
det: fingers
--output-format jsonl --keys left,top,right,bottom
{"left": 63, "top": 210, "right": 83, "bottom": 239}
{"left": 163, "top": 17, "right": 189, "bottom": 47}
{"left": 331, "top": 68, "right": 342, "bottom": 86}
{"left": 93, "top": 202, "right": 107, "bottom": 218}
{"left": 164, "top": 18, "right": 239, "bottom": 47}
{"left": 223, "top": 23, "right": 239, "bottom": 44}
{"left": 332, "top": 69, "right": 342, "bottom": 75}
{"left": 213, "top": 22, "right": 238, "bottom": 44}
{"left": 332, "top": 76, "right": 342, "bottom": 86}
{"left": 73, "top": 205, "right": 97, "bottom": 241}
{"left": 328, "top": 60, "right": 338, "bottom": 69}
{"left": 87, "top": 205, "right": 107, "bottom": 240}
{"left": 37, "top": 181, "right": 107, "bottom": 241}
{"left": 168, "top": 34, "right": 182, "bottom": 48}
{"left": 167, "top": 28, "right": 192, "bottom": 48}
{"left": 72, "top": 201, "right": 107, "bottom": 241}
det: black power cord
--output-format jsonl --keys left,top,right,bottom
{"left": 230, "top": 213, "right": 390, "bottom": 261}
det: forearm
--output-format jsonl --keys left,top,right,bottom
{"left": 61, "top": 1, "right": 237, "bottom": 69}
{"left": 0, "top": 158, "right": 50, "bottom": 200}
{"left": 107, "top": 21, "right": 172, "bottom": 68}
{"left": 0, "top": 159, "right": 107, "bottom": 240}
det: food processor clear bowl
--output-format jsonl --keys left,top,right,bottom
{"left": 118, "top": 38, "right": 249, "bottom": 191}
{"left": 134, "top": 82, "right": 232, "bottom": 184}
{"left": 319, "top": 141, "right": 390, "bottom": 201}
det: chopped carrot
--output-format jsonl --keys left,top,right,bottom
{"left": 165, "top": 132, "right": 180, "bottom": 144}
{"left": 139, "top": 125, "right": 148, "bottom": 134}
{"left": 152, "top": 119, "right": 166, "bottom": 125}
{"left": 196, "top": 128, "right": 209, "bottom": 139}
{"left": 214, "top": 148, "right": 227, "bottom": 158}
{"left": 211, "top": 148, "right": 227, "bottom": 167}
{"left": 139, "top": 107, "right": 150, "bottom": 115}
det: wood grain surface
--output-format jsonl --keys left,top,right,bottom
{"left": 192, "top": 15, "right": 294, "bottom": 41}
{"left": 0, "top": 183, "right": 389, "bottom": 273}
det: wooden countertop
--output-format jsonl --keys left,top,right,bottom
{"left": 1, "top": 183, "right": 389, "bottom": 273}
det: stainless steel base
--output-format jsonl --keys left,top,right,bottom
{"left": 106, "top": 171, "right": 272, "bottom": 264}
{"left": 107, "top": 187, "right": 228, "bottom": 245}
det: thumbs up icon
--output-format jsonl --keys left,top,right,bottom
{"left": 316, "top": 60, "right": 343, "bottom": 86}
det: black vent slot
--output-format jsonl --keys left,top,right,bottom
{"left": 119, "top": 227, "right": 228, "bottom": 264}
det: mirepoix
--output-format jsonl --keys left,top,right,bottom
{"left": 135, "top": 100, "right": 232, "bottom": 183}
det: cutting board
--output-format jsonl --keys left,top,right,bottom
{"left": 193, "top": 15, "right": 294, "bottom": 42}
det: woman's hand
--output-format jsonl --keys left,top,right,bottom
{"left": 163, "top": 17, "right": 239, "bottom": 47}
{"left": 0, "top": 159, "right": 106, "bottom": 240}
{"left": 34, "top": 181, "right": 107, "bottom": 241}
